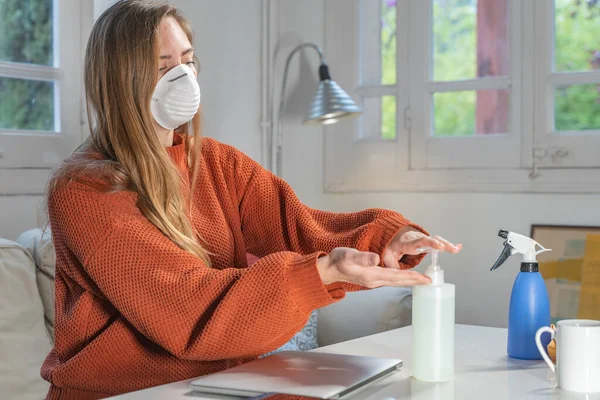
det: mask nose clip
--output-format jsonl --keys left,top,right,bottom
{"left": 168, "top": 73, "right": 189, "bottom": 83}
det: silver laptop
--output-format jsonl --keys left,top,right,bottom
{"left": 189, "top": 350, "right": 402, "bottom": 399}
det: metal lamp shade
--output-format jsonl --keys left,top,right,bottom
{"left": 304, "top": 79, "right": 361, "bottom": 125}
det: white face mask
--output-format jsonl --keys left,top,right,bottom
{"left": 151, "top": 64, "right": 201, "bottom": 130}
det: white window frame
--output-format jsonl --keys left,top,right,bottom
{"left": 410, "top": 0, "right": 521, "bottom": 171}
{"left": 323, "top": 0, "right": 600, "bottom": 193}
{"left": 0, "top": 0, "right": 92, "bottom": 195}
{"left": 533, "top": 0, "right": 600, "bottom": 170}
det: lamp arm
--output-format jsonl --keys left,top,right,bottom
{"left": 273, "top": 42, "right": 325, "bottom": 177}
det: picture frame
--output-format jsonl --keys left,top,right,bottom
{"left": 530, "top": 224, "right": 600, "bottom": 323}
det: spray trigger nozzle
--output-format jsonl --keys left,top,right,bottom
{"left": 490, "top": 230, "right": 551, "bottom": 271}
{"left": 491, "top": 242, "right": 515, "bottom": 271}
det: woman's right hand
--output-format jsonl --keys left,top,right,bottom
{"left": 317, "top": 247, "right": 431, "bottom": 288}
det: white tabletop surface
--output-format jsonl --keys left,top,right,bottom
{"left": 107, "top": 324, "right": 599, "bottom": 400}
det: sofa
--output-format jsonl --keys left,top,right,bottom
{"left": 0, "top": 228, "right": 413, "bottom": 400}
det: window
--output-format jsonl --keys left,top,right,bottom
{"left": 323, "top": 0, "right": 600, "bottom": 193}
{"left": 533, "top": 0, "right": 600, "bottom": 170}
{"left": 0, "top": 0, "right": 89, "bottom": 194}
{"left": 358, "top": 1, "right": 398, "bottom": 141}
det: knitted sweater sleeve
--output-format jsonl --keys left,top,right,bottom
{"left": 49, "top": 185, "right": 344, "bottom": 361}
{"left": 229, "top": 145, "right": 428, "bottom": 270}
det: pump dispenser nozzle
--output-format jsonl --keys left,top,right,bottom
{"left": 425, "top": 250, "right": 444, "bottom": 285}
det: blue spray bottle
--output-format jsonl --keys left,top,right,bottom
{"left": 490, "top": 230, "right": 552, "bottom": 360}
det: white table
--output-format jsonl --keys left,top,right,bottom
{"left": 107, "top": 324, "right": 599, "bottom": 399}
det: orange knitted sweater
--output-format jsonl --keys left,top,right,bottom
{"left": 42, "top": 134, "right": 425, "bottom": 399}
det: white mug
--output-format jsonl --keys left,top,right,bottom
{"left": 535, "top": 319, "right": 600, "bottom": 393}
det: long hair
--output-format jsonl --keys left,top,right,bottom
{"left": 46, "top": 0, "right": 211, "bottom": 265}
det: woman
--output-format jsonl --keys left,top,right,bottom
{"left": 41, "top": 1, "right": 461, "bottom": 399}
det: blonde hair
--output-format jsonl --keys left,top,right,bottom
{"left": 47, "top": 0, "right": 211, "bottom": 265}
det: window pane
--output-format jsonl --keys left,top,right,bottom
{"left": 361, "top": 95, "right": 396, "bottom": 139}
{"left": 432, "top": 0, "right": 509, "bottom": 81}
{"left": 382, "top": 95, "right": 396, "bottom": 139}
{"left": 554, "top": 0, "right": 600, "bottom": 73}
{"left": 555, "top": 84, "right": 600, "bottom": 131}
{"left": 382, "top": 0, "right": 396, "bottom": 85}
{"left": 433, "top": 89, "right": 509, "bottom": 136}
{"left": 0, "top": 0, "right": 54, "bottom": 65}
{"left": 0, "top": 77, "right": 55, "bottom": 131}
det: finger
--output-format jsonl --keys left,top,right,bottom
{"left": 352, "top": 250, "right": 380, "bottom": 267}
{"left": 432, "top": 236, "right": 462, "bottom": 253}
{"left": 360, "top": 268, "right": 431, "bottom": 288}
{"left": 404, "top": 236, "right": 445, "bottom": 255}
{"left": 368, "top": 275, "right": 431, "bottom": 288}
{"left": 382, "top": 251, "right": 401, "bottom": 270}
{"left": 369, "top": 278, "right": 430, "bottom": 288}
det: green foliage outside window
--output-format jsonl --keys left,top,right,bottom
{"left": 380, "top": 0, "right": 600, "bottom": 138}
{"left": 0, "top": 0, "right": 54, "bottom": 131}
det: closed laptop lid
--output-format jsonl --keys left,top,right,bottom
{"left": 190, "top": 351, "right": 402, "bottom": 399}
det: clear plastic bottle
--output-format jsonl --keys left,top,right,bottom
{"left": 412, "top": 250, "right": 455, "bottom": 382}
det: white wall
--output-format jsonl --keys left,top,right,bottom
{"left": 272, "top": 0, "right": 600, "bottom": 328}
{"left": 0, "top": 0, "right": 263, "bottom": 240}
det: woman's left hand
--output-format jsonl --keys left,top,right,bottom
{"left": 382, "top": 227, "right": 462, "bottom": 269}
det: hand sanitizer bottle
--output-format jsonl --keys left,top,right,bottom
{"left": 412, "top": 250, "right": 455, "bottom": 382}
